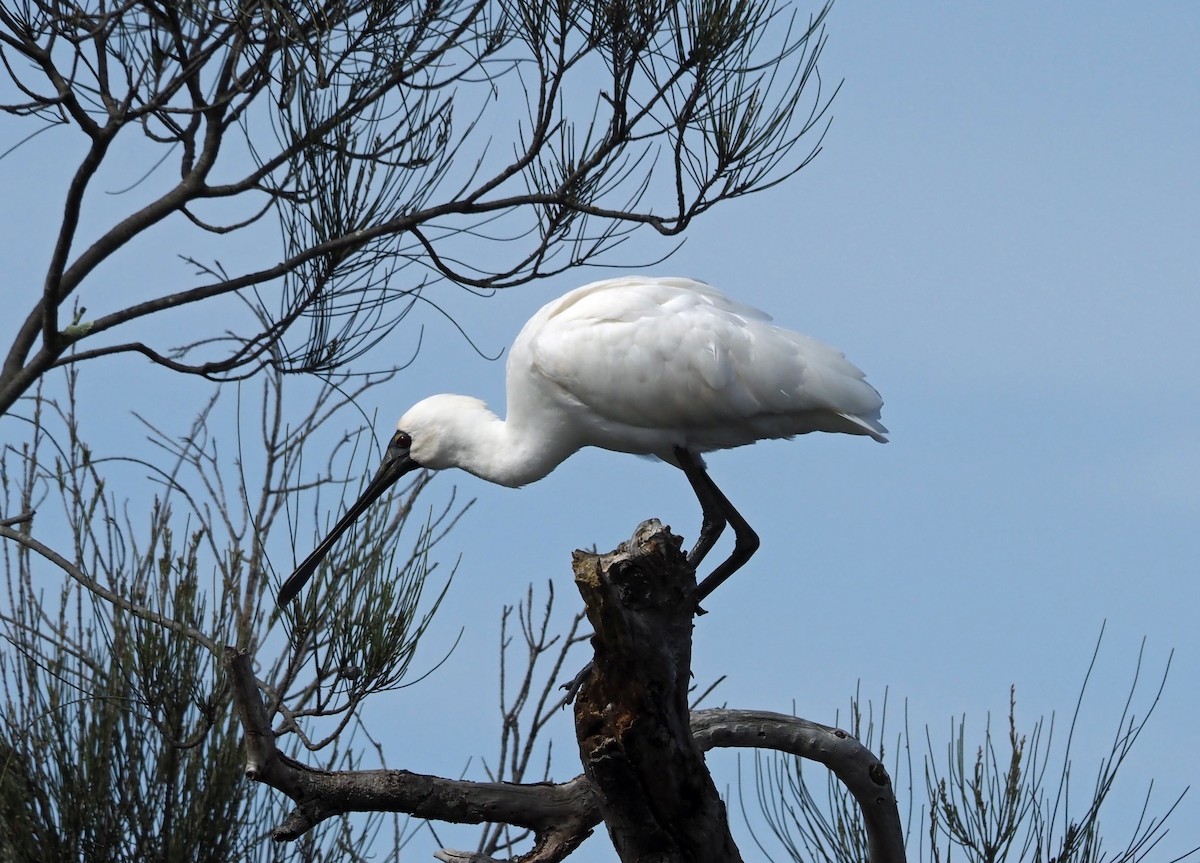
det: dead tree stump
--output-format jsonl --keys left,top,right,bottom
{"left": 572, "top": 519, "right": 742, "bottom": 863}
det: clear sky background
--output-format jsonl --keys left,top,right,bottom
{"left": 3, "top": 3, "right": 1198, "bottom": 861}
{"left": 355, "top": 5, "right": 1200, "bottom": 858}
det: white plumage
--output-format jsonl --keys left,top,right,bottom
{"left": 279, "top": 276, "right": 886, "bottom": 606}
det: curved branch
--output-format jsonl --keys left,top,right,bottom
{"left": 48, "top": 340, "right": 270, "bottom": 379}
{"left": 692, "top": 709, "right": 906, "bottom": 863}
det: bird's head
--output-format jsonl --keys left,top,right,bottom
{"left": 278, "top": 394, "right": 505, "bottom": 604}
{"left": 396, "top": 394, "right": 497, "bottom": 471}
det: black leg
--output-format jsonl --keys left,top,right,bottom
{"left": 675, "top": 448, "right": 727, "bottom": 570}
{"left": 673, "top": 447, "right": 760, "bottom": 602}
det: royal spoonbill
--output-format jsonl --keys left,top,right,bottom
{"left": 278, "top": 276, "right": 887, "bottom": 606}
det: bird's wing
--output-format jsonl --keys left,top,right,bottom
{"left": 511, "top": 277, "right": 887, "bottom": 453}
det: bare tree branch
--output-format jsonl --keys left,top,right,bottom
{"left": 1, "top": 0, "right": 837, "bottom": 414}
{"left": 228, "top": 520, "right": 905, "bottom": 863}
{"left": 693, "top": 709, "right": 906, "bottom": 863}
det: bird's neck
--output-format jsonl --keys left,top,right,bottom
{"left": 442, "top": 401, "right": 575, "bottom": 489}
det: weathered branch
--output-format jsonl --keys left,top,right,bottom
{"left": 692, "top": 709, "right": 907, "bottom": 863}
{"left": 231, "top": 520, "right": 905, "bottom": 863}
{"left": 228, "top": 645, "right": 597, "bottom": 862}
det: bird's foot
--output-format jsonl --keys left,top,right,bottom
{"left": 561, "top": 660, "right": 595, "bottom": 704}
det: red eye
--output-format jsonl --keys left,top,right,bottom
{"left": 393, "top": 431, "right": 412, "bottom": 449}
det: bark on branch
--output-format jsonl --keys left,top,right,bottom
{"left": 692, "top": 709, "right": 907, "bottom": 863}
{"left": 230, "top": 520, "right": 906, "bottom": 863}
{"left": 227, "top": 648, "right": 597, "bottom": 862}
{"left": 571, "top": 519, "right": 741, "bottom": 862}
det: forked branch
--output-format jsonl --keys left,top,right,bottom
{"left": 229, "top": 520, "right": 904, "bottom": 863}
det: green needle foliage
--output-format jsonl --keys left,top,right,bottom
{"left": 0, "top": 366, "right": 457, "bottom": 862}
{"left": 747, "top": 648, "right": 1196, "bottom": 863}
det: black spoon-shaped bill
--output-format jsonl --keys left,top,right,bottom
{"left": 277, "top": 433, "right": 419, "bottom": 605}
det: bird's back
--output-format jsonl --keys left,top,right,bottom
{"left": 507, "top": 276, "right": 887, "bottom": 459}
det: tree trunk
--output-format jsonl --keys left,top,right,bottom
{"left": 571, "top": 519, "right": 742, "bottom": 863}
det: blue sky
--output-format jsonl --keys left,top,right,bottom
{"left": 378, "top": 5, "right": 1200, "bottom": 857}
{"left": 2, "top": 3, "right": 1197, "bottom": 860}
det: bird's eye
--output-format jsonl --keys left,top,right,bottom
{"left": 393, "top": 430, "right": 412, "bottom": 450}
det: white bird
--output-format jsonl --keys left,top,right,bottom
{"left": 278, "top": 276, "right": 887, "bottom": 606}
